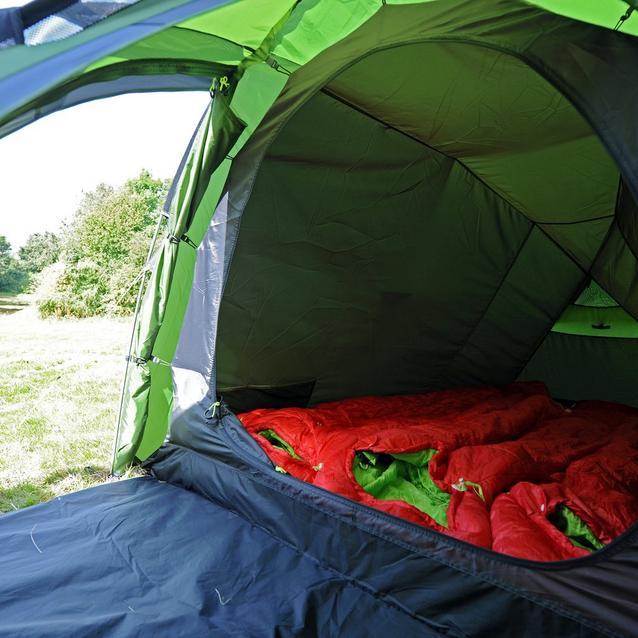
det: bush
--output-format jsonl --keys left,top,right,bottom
{"left": 37, "top": 171, "right": 169, "bottom": 318}
{"left": 18, "top": 232, "right": 60, "bottom": 275}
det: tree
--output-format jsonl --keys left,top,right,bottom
{"left": 38, "top": 170, "right": 169, "bottom": 318}
{"left": 0, "top": 236, "right": 12, "bottom": 271}
{"left": 0, "top": 236, "right": 28, "bottom": 293}
{"left": 18, "top": 232, "right": 60, "bottom": 274}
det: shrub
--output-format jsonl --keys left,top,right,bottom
{"left": 18, "top": 232, "right": 61, "bottom": 275}
{"left": 37, "top": 171, "right": 169, "bottom": 318}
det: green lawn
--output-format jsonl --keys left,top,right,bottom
{"left": 0, "top": 305, "right": 134, "bottom": 513}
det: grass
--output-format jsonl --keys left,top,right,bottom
{"left": 0, "top": 304, "right": 137, "bottom": 514}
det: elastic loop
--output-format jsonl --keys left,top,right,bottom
{"left": 125, "top": 355, "right": 147, "bottom": 366}
{"left": 167, "top": 233, "right": 197, "bottom": 249}
{"left": 205, "top": 401, "right": 222, "bottom": 419}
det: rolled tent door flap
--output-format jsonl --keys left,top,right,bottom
{"left": 112, "top": 84, "right": 245, "bottom": 472}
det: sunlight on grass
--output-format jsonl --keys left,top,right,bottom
{"left": 0, "top": 306, "right": 143, "bottom": 513}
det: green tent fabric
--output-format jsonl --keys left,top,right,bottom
{"left": 1, "top": 0, "right": 638, "bottom": 475}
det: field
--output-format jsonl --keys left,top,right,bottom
{"left": 0, "top": 300, "right": 132, "bottom": 513}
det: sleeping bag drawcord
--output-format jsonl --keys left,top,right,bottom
{"left": 452, "top": 477, "right": 485, "bottom": 502}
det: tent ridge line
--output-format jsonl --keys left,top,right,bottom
{"left": 538, "top": 214, "right": 614, "bottom": 226}
{"left": 514, "top": 214, "right": 627, "bottom": 381}
{"left": 534, "top": 225, "right": 590, "bottom": 277}
{"left": 172, "top": 24, "right": 256, "bottom": 53}
{"left": 319, "top": 85, "right": 540, "bottom": 226}
{"left": 442, "top": 223, "right": 535, "bottom": 376}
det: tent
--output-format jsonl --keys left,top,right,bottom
{"left": 1, "top": 0, "right": 638, "bottom": 635}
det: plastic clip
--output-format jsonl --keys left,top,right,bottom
{"left": 167, "top": 233, "right": 197, "bottom": 249}
{"left": 125, "top": 355, "right": 147, "bottom": 366}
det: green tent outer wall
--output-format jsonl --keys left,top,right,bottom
{"left": 1, "top": 0, "right": 637, "bottom": 473}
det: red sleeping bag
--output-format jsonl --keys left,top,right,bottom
{"left": 238, "top": 383, "right": 638, "bottom": 561}
{"left": 491, "top": 404, "right": 638, "bottom": 560}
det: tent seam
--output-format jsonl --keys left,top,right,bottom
{"left": 539, "top": 214, "right": 614, "bottom": 226}
{"left": 514, "top": 214, "right": 624, "bottom": 379}
{"left": 172, "top": 24, "right": 255, "bottom": 52}
{"left": 442, "top": 224, "right": 535, "bottom": 374}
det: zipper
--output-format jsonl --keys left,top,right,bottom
{"left": 207, "top": 399, "right": 274, "bottom": 469}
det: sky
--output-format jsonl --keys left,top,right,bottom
{"left": 0, "top": 91, "right": 210, "bottom": 250}
{"left": 0, "top": 1, "right": 210, "bottom": 250}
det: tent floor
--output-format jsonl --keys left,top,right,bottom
{"left": 0, "top": 477, "right": 436, "bottom": 637}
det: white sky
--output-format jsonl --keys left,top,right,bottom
{"left": 0, "top": 91, "right": 210, "bottom": 249}
{"left": 0, "top": 1, "right": 210, "bottom": 249}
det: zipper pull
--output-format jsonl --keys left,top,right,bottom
{"left": 204, "top": 398, "right": 231, "bottom": 422}
{"left": 205, "top": 400, "right": 222, "bottom": 421}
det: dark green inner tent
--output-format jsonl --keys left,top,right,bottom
{"left": 2, "top": 1, "right": 638, "bottom": 636}
{"left": 216, "top": 43, "right": 627, "bottom": 403}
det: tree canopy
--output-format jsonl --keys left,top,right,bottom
{"left": 0, "top": 236, "right": 28, "bottom": 293}
{"left": 38, "top": 170, "right": 169, "bottom": 318}
{"left": 18, "top": 232, "right": 60, "bottom": 274}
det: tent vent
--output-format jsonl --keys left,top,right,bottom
{"left": 20, "top": 0, "right": 140, "bottom": 47}
{"left": 574, "top": 281, "right": 619, "bottom": 308}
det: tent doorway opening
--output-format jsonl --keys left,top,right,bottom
{"left": 216, "top": 40, "right": 626, "bottom": 407}
{"left": 195, "top": 40, "right": 638, "bottom": 563}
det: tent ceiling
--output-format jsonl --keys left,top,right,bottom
{"left": 83, "top": 26, "right": 246, "bottom": 71}
{"left": 327, "top": 42, "right": 618, "bottom": 227}
{"left": 178, "top": 0, "right": 295, "bottom": 50}
{"left": 2, "top": 0, "right": 638, "bottom": 141}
